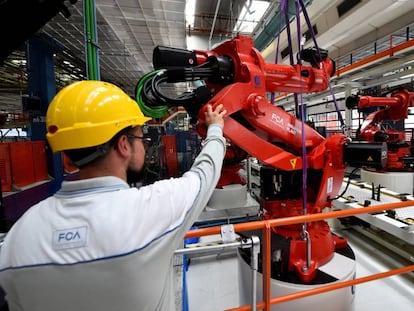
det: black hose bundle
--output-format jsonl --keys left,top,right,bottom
{"left": 135, "top": 62, "right": 216, "bottom": 119}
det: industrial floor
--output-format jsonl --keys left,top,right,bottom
{"left": 183, "top": 225, "right": 414, "bottom": 311}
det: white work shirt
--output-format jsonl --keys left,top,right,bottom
{"left": 0, "top": 125, "right": 226, "bottom": 311}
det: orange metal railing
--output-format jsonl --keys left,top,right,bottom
{"left": 334, "top": 37, "right": 414, "bottom": 77}
{"left": 184, "top": 200, "right": 414, "bottom": 311}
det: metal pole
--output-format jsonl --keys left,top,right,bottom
{"left": 83, "top": 0, "right": 100, "bottom": 80}
{"left": 174, "top": 240, "right": 241, "bottom": 256}
{"left": 208, "top": 0, "right": 221, "bottom": 49}
{"left": 245, "top": 236, "right": 260, "bottom": 311}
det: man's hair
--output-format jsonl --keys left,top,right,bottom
{"left": 64, "top": 126, "right": 133, "bottom": 168}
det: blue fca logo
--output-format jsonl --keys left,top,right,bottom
{"left": 53, "top": 226, "right": 88, "bottom": 250}
{"left": 58, "top": 230, "right": 81, "bottom": 241}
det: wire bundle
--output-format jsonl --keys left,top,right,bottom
{"left": 135, "top": 62, "right": 216, "bottom": 119}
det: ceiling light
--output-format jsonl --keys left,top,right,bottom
{"left": 11, "top": 59, "right": 26, "bottom": 66}
{"left": 234, "top": 1, "right": 270, "bottom": 34}
{"left": 185, "top": 0, "right": 196, "bottom": 28}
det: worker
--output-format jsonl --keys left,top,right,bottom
{"left": 0, "top": 80, "right": 227, "bottom": 311}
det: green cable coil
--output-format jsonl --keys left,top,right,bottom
{"left": 135, "top": 70, "right": 170, "bottom": 119}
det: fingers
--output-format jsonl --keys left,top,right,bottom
{"left": 205, "top": 104, "right": 226, "bottom": 115}
{"left": 215, "top": 104, "right": 226, "bottom": 116}
{"left": 214, "top": 104, "right": 223, "bottom": 111}
{"left": 218, "top": 105, "right": 227, "bottom": 117}
{"left": 203, "top": 104, "right": 226, "bottom": 128}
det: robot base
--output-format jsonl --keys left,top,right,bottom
{"left": 238, "top": 244, "right": 356, "bottom": 311}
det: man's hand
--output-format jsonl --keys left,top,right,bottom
{"left": 204, "top": 104, "right": 227, "bottom": 129}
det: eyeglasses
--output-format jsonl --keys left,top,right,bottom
{"left": 126, "top": 134, "right": 152, "bottom": 148}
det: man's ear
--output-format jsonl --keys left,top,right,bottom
{"left": 115, "top": 135, "right": 131, "bottom": 157}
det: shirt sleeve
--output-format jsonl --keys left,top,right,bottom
{"left": 136, "top": 123, "right": 226, "bottom": 241}
{"left": 187, "top": 123, "right": 226, "bottom": 211}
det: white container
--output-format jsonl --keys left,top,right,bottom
{"left": 238, "top": 246, "right": 356, "bottom": 311}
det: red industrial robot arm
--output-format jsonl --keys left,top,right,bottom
{"left": 193, "top": 35, "right": 338, "bottom": 168}
{"left": 139, "top": 34, "right": 382, "bottom": 193}
{"left": 346, "top": 88, "right": 414, "bottom": 170}
{"left": 138, "top": 34, "right": 385, "bottom": 283}
{"left": 346, "top": 89, "right": 414, "bottom": 143}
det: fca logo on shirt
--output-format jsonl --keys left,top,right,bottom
{"left": 53, "top": 226, "right": 88, "bottom": 249}
{"left": 58, "top": 230, "right": 81, "bottom": 241}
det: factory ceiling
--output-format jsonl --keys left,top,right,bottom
{"left": 1, "top": 0, "right": 414, "bottom": 113}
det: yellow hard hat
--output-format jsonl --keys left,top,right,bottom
{"left": 46, "top": 80, "right": 152, "bottom": 152}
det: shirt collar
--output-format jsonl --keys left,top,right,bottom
{"left": 55, "top": 176, "right": 130, "bottom": 197}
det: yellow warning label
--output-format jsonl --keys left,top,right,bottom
{"left": 367, "top": 156, "right": 373, "bottom": 161}
{"left": 290, "top": 158, "right": 297, "bottom": 169}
